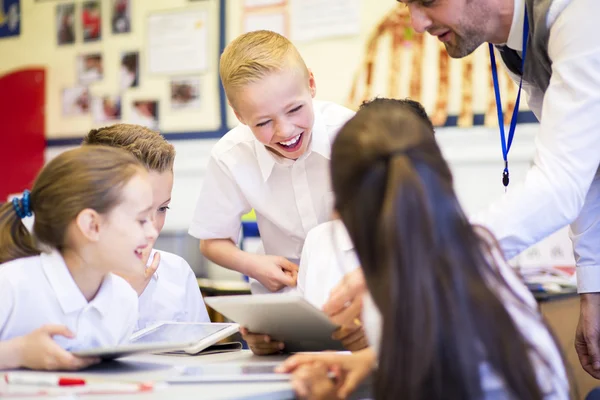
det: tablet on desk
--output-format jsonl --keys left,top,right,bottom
{"left": 205, "top": 294, "right": 345, "bottom": 352}
{"left": 168, "top": 362, "right": 290, "bottom": 383}
{"left": 71, "top": 322, "right": 239, "bottom": 360}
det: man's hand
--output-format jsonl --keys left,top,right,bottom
{"left": 576, "top": 293, "right": 600, "bottom": 379}
{"left": 323, "top": 269, "right": 367, "bottom": 326}
{"left": 247, "top": 254, "right": 298, "bottom": 292}
{"left": 332, "top": 318, "right": 369, "bottom": 352}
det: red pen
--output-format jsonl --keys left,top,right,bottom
{"left": 4, "top": 373, "right": 86, "bottom": 386}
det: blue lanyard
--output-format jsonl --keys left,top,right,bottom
{"left": 488, "top": 8, "right": 529, "bottom": 188}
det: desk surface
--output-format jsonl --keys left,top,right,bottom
{"left": 4, "top": 351, "right": 293, "bottom": 400}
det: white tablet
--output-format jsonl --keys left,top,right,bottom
{"left": 205, "top": 294, "right": 345, "bottom": 352}
{"left": 71, "top": 322, "right": 239, "bottom": 360}
{"left": 168, "top": 362, "right": 290, "bottom": 383}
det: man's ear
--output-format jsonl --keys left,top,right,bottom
{"left": 307, "top": 68, "right": 317, "bottom": 98}
{"left": 75, "top": 208, "right": 102, "bottom": 242}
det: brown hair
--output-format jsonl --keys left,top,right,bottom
{"left": 82, "top": 124, "right": 175, "bottom": 173}
{"left": 331, "top": 98, "right": 562, "bottom": 399}
{"left": 0, "top": 146, "right": 144, "bottom": 264}
{"left": 219, "top": 30, "right": 308, "bottom": 105}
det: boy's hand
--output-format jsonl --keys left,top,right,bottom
{"left": 248, "top": 254, "right": 298, "bottom": 292}
{"left": 276, "top": 348, "right": 376, "bottom": 399}
{"left": 118, "top": 251, "right": 161, "bottom": 296}
{"left": 241, "top": 327, "right": 285, "bottom": 355}
{"left": 15, "top": 325, "right": 101, "bottom": 371}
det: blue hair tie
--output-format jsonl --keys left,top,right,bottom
{"left": 12, "top": 190, "right": 32, "bottom": 219}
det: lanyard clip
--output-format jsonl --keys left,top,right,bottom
{"left": 502, "top": 161, "right": 509, "bottom": 187}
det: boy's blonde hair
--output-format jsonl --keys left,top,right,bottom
{"left": 220, "top": 30, "right": 309, "bottom": 104}
{"left": 82, "top": 124, "right": 175, "bottom": 173}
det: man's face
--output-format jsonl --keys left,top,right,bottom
{"left": 399, "top": 0, "right": 494, "bottom": 58}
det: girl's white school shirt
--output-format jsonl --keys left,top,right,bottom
{"left": 0, "top": 250, "right": 138, "bottom": 351}
{"left": 296, "top": 220, "right": 360, "bottom": 309}
{"left": 136, "top": 249, "right": 210, "bottom": 331}
{"left": 188, "top": 100, "right": 355, "bottom": 290}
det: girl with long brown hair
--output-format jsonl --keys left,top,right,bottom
{"left": 0, "top": 146, "right": 157, "bottom": 369}
{"left": 279, "top": 98, "right": 569, "bottom": 399}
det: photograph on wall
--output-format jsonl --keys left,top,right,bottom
{"left": 0, "top": 0, "right": 21, "bottom": 39}
{"left": 92, "top": 95, "right": 121, "bottom": 123}
{"left": 112, "top": 0, "right": 131, "bottom": 34}
{"left": 120, "top": 51, "right": 139, "bottom": 89}
{"left": 82, "top": 0, "right": 101, "bottom": 42}
{"left": 77, "top": 53, "right": 103, "bottom": 84}
{"left": 62, "top": 86, "right": 90, "bottom": 116}
{"left": 131, "top": 100, "right": 159, "bottom": 130}
{"left": 56, "top": 3, "right": 75, "bottom": 45}
{"left": 170, "top": 77, "right": 201, "bottom": 110}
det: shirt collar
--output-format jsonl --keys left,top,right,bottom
{"left": 505, "top": 0, "right": 525, "bottom": 52}
{"left": 41, "top": 250, "right": 114, "bottom": 318}
{"left": 254, "top": 100, "right": 331, "bottom": 182}
{"left": 146, "top": 248, "right": 159, "bottom": 281}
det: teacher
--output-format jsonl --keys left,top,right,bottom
{"left": 326, "top": 0, "right": 600, "bottom": 378}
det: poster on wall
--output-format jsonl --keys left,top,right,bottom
{"left": 77, "top": 53, "right": 103, "bottom": 84}
{"left": 112, "top": 0, "right": 131, "bottom": 34}
{"left": 147, "top": 9, "right": 208, "bottom": 74}
{"left": 120, "top": 51, "right": 139, "bottom": 89}
{"left": 56, "top": 3, "right": 75, "bottom": 45}
{"left": 131, "top": 100, "right": 159, "bottom": 130}
{"left": 244, "top": 0, "right": 285, "bottom": 7}
{"left": 82, "top": 0, "right": 101, "bottom": 42}
{"left": 244, "top": 12, "right": 286, "bottom": 36}
{"left": 92, "top": 95, "right": 121, "bottom": 123}
{"left": 62, "top": 86, "right": 90, "bottom": 116}
{"left": 170, "top": 77, "right": 201, "bottom": 110}
{"left": 0, "top": 0, "right": 20, "bottom": 39}
{"left": 289, "top": 0, "right": 360, "bottom": 42}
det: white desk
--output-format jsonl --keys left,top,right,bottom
{"left": 5, "top": 351, "right": 295, "bottom": 400}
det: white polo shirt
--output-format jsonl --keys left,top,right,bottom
{"left": 0, "top": 250, "right": 138, "bottom": 351}
{"left": 189, "top": 100, "right": 355, "bottom": 266}
{"left": 297, "top": 220, "right": 360, "bottom": 309}
{"left": 136, "top": 249, "right": 210, "bottom": 331}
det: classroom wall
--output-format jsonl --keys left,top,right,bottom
{"left": 1, "top": 0, "right": 573, "bottom": 270}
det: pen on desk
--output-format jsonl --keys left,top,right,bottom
{"left": 4, "top": 373, "right": 86, "bottom": 386}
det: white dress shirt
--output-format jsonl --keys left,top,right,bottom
{"left": 189, "top": 100, "right": 354, "bottom": 280}
{"left": 297, "top": 219, "right": 360, "bottom": 309}
{"left": 0, "top": 251, "right": 138, "bottom": 351}
{"left": 136, "top": 249, "right": 210, "bottom": 331}
{"left": 472, "top": 0, "right": 600, "bottom": 292}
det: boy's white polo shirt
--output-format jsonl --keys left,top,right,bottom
{"left": 0, "top": 250, "right": 138, "bottom": 350}
{"left": 297, "top": 219, "right": 360, "bottom": 309}
{"left": 189, "top": 100, "right": 355, "bottom": 265}
{"left": 136, "top": 249, "right": 210, "bottom": 331}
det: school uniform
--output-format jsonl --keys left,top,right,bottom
{"left": 0, "top": 250, "right": 138, "bottom": 351}
{"left": 297, "top": 220, "right": 360, "bottom": 309}
{"left": 136, "top": 249, "right": 210, "bottom": 331}
{"left": 189, "top": 100, "right": 355, "bottom": 293}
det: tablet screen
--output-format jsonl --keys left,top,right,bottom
{"left": 130, "top": 323, "right": 231, "bottom": 345}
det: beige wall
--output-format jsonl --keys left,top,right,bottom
{"left": 1, "top": 0, "right": 525, "bottom": 139}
